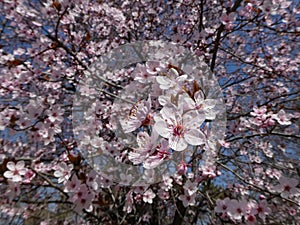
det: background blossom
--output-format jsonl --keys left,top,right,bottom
{"left": 4, "top": 161, "right": 26, "bottom": 182}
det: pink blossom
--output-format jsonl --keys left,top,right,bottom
{"left": 119, "top": 173, "right": 133, "bottom": 185}
{"left": 199, "top": 163, "right": 217, "bottom": 178}
{"left": 133, "top": 186, "right": 147, "bottom": 194}
{"left": 142, "top": 169, "right": 156, "bottom": 184}
{"left": 154, "top": 103, "right": 206, "bottom": 151}
{"left": 46, "top": 105, "right": 64, "bottom": 123}
{"left": 71, "top": 184, "right": 94, "bottom": 212}
{"left": 64, "top": 174, "right": 81, "bottom": 192}
{"left": 260, "top": 0, "right": 291, "bottom": 15}
{"left": 6, "top": 180, "right": 21, "bottom": 202}
{"left": 220, "top": 12, "right": 236, "bottom": 30}
{"left": 123, "top": 191, "right": 135, "bottom": 213}
{"left": 219, "top": 140, "right": 230, "bottom": 148}
{"left": 133, "top": 63, "right": 154, "bottom": 83}
{"left": 54, "top": 162, "right": 73, "bottom": 183}
{"left": 250, "top": 106, "right": 267, "bottom": 117}
{"left": 128, "top": 131, "right": 158, "bottom": 165}
{"left": 145, "top": 61, "right": 164, "bottom": 75}
{"left": 16, "top": 117, "right": 32, "bottom": 129}
{"left": 160, "top": 174, "right": 173, "bottom": 191}
{"left": 180, "top": 91, "right": 218, "bottom": 120}
{"left": 250, "top": 106, "right": 276, "bottom": 128}
{"left": 177, "top": 161, "right": 189, "bottom": 175}
{"left": 143, "top": 139, "right": 170, "bottom": 169}
{"left": 156, "top": 68, "right": 187, "bottom": 90}
{"left": 214, "top": 197, "right": 231, "bottom": 214}
{"left": 183, "top": 179, "right": 198, "bottom": 196}
{"left": 239, "top": 3, "right": 253, "bottom": 18}
{"left": 272, "top": 109, "right": 292, "bottom": 125}
{"left": 260, "top": 0, "right": 277, "bottom": 14}
{"left": 274, "top": 176, "right": 299, "bottom": 198}
{"left": 289, "top": 207, "right": 297, "bottom": 216}
{"left": 139, "top": 212, "right": 151, "bottom": 223}
{"left": 178, "top": 191, "right": 196, "bottom": 207}
{"left": 227, "top": 199, "right": 247, "bottom": 221}
{"left": 173, "top": 173, "right": 183, "bottom": 185}
{"left": 86, "top": 170, "right": 99, "bottom": 190}
{"left": 120, "top": 96, "right": 152, "bottom": 133}
{"left": 143, "top": 189, "right": 156, "bottom": 204}
{"left": 40, "top": 221, "right": 50, "bottom": 225}
{"left": 266, "top": 168, "right": 281, "bottom": 179}
{"left": 23, "top": 169, "right": 35, "bottom": 183}
{"left": 157, "top": 189, "right": 169, "bottom": 200}
{"left": 128, "top": 131, "right": 170, "bottom": 169}
{"left": 253, "top": 200, "right": 271, "bottom": 221}
{"left": 245, "top": 214, "right": 257, "bottom": 225}
{"left": 4, "top": 161, "right": 26, "bottom": 182}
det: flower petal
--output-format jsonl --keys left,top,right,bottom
{"left": 16, "top": 161, "right": 25, "bottom": 170}
{"left": 204, "top": 108, "right": 217, "bottom": 120}
{"left": 136, "top": 131, "right": 150, "bottom": 148}
{"left": 194, "top": 90, "right": 205, "bottom": 102}
{"left": 6, "top": 161, "right": 16, "bottom": 171}
{"left": 185, "top": 129, "right": 205, "bottom": 146}
{"left": 158, "top": 95, "right": 169, "bottom": 106}
{"left": 4, "top": 171, "right": 14, "bottom": 179}
{"left": 204, "top": 99, "right": 216, "bottom": 109}
{"left": 18, "top": 168, "right": 27, "bottom": 175}
{"left": 169, "top": 135, "right": 187, "bottom": 151}
{"left": 12, "top": 175, "right": 22, "bottom": 182}
{"left": 183, "top": 110, "right": 205, "bottom": 128}
{"left": 154, "top": 120, "right": 172, "bottom": 138}
{"left": 156, "top": 76, "right": 171, "bottom": 89}
{"left": 178, "top": 93, "right": 195, "bottom": 112}
{"left": 54, "top": 171, "right": 63, "bottom": 177}
{"left": 161, "top": 104, "right": 176, "bottom": 121}
{"left": 121, "top": 119, "right": 142, "bottom": 133}
{"left": 144, "top": 155, "right": 165, "bottom": 169}
{"left": 128, "top": 152, "right": 147, "bottom": 165}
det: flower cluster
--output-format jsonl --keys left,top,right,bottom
{"left": 215, "top": 197, "right": 272, "bottom": 224}
{"left": 249, "top": 106, "right": 276, "bottom": 128}
{"left": 0, "top": 0, "right": 299, "bottom": 224}
{"left": 250, "top": 106, "right": 295, "bottom": 128}
{"left": 108, "top": 61, "right": 221, "bottom": 172}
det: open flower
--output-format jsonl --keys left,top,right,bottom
{"left": 154, "top": 103, "right": 206, "bottom": 151}
{"left": 120, "top": 96, "right": 152, "bottom": 133}
{"left": 220, "top": 12, "right": 236, "bottom": 30}
{"left": 253, "top": 200, "right": 271, "bottom": 221}
{"left": 128, "top": 131, "right": 158, "bottom": 165}
{"left": 180, "top": 91, "right": 218, "bottom": 120}
{"left": 143, "top": 139, "right": 170, "bottom": 169}
{"left": 143, "top": 189, "right": 156, "bottom": 204}
{"left": 183, "top": 179, "right": 198, "bottom": 196}
{"left": 133, "top": 63, "right": 153, "bottom": 83}
{"left": 178, "top": 190, "right": 196, "bottom": 207}
{"left": 46, "top": 105, "right": 64, "bottom": 123}
{"left": 227, "top": 199, "right": 247, "bottom": 221}
{"left": 128, "top": 130, "right": 170, "bottom": 169}
{"left": 4, "top": 161, "right": 26, "bottom": 182}
{"left": 273, "top": 176, "right": 299, "bottom": 198}
{"left": 215, "top": 197, "right": 231, "bottom": 214}
{"left": 156, "top": 68, "right": 187, "bottom": 90}
{"left": 272, "top": 109, "right": 292, "bottom": 125}
{"left": 64, "top": 174, "right": 81, "bottom": 192}
{"left": 71, "top": 184, "right": 95, "bottom": 212}
{"left": 145, "top": 61, "right": 164, "bottom": 75}
{"left": 54, "top": 162, "right": 73, "bottom": 183}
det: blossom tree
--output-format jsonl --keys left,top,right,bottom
{"left": 0, "top": 0, "right": 299, "bottom": 224}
